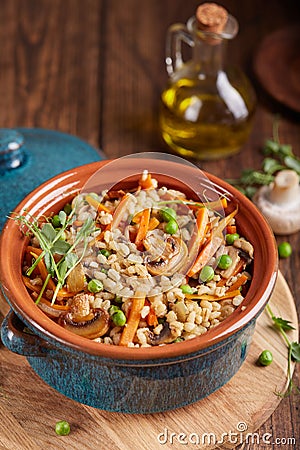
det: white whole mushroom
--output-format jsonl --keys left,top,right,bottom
{"left": 253, "top": 170, "right": 300, "bottom": 235}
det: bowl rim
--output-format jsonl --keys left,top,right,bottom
{"left": 0, "top": 159, "right": 278, "bottom": 360}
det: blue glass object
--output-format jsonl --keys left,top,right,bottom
{"left": 0, "top": 129, "right": 25, "bottom": 172}
{"left": 0, "top": 128, "right": 104, "bottom": 230}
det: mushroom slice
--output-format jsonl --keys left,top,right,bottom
{"left": 58, "top": 308, "right": 110, "bottom": 339}
{"left": 146, "top": 322, "right": 174, "bottom": 345}
{"left": 145, "top": 236, "right": 188, "bottom": 276}
{"left": 143, "top": 229, "right": 166, "bottom": 259}
{"left": 253, "top": 170, "right": 300, "bottom": 234}
{"left": 233, "top": 238, "right": 254, "bottom": 259}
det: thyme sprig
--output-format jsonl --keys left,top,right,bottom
{"left": 227, "top": 117, "right": 300, "bottom": 198}
{"left": 266, "top": 303, "right": 300, "bottom": 397}
{"left": 13, "top": 207, "right": 95, "bottom": 305}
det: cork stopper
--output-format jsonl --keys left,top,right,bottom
{"left": 196, "top": 3, "right": 228, "bottom": 44}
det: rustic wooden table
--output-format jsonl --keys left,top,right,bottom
{"left": 0, "top": 1, "right": 299, "bottom": 449}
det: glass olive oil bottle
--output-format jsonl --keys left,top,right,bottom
{"left": 159, "top": 3, "right": 256, "bottom": 160}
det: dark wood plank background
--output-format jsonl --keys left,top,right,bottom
{"left": 0, "top": 1, "right": 299, "bottom": 449}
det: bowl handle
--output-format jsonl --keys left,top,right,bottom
{"left": 1, "top": 310, "right": 55, "bottom": 357}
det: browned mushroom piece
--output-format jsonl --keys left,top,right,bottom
{"left": 146, "top": 322, "right": 174, "bottom": 345}
{"left": 233, "top": 238, "right": 254, "bottom": 259}
{"left": 67, "top": 292, "right": 92, "bottom": 319}
{"left": 144, "top": 232, "right": 188, "bottom": 276}
{"left": 58, "top": 308, "right": 110, "bottom": 339}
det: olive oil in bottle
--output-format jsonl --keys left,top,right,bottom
{"left": 159, "top": 3, "right": 256, "bottom": 160}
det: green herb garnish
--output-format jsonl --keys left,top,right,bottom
{"left": 266, "top": 303, "right": 300, "bottom": 397}
{"left": 13, "top": 205, "right": 95, "bottom": 305}
{"left": 227, "top": 117, "right": 300, "bottom": 198}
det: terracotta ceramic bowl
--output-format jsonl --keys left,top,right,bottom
{"left": 0, "top": 159, "right": 278, "bottom": 413}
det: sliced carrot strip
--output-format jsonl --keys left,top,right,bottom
{"left": 196, "top": 207, "right": 209, "bottom": 242}
{"left": 131, "top": 211, "right": 143, "bottom": 224}
{"left": 185, "top": 289, "right": 241, "bottom": 301}
{"left": 216, "top": 258, "right": 245, "bottom": 287}
{"left": 89, "top": 193, "right": 132, "bottom": 246}
{"left": 22, "top": 275, "right": 43, "bottom": 293}
{"left": 90, "top": 224, "right": 111, "bottom": 245}
{"left": 227, "top": 225, "right": 237, "bottom": 234}
{"left": 145, "top": 299, "right": 158, "bottom": 327}
{"left": 119, "top": 294, "right": 146, "bottom": 346}
{"left": 135, "top": 209, "right": 150, "bottom": 250}
{"left": 187, "top": 236, "right": 222, "bottom": 277}
{"left": 215, "top": 277, "right": 227, "bottom": 287}
{"left": 57, "top": 287, "right": 77, "bottom": 298}
{"left": 26, "top": 246, "right": 43, "bottom": 256}
{"left": 139, "top": 173, "right": 153, "bottom": 190}
{"left": 187, "top": 206, "right": 238, "bottom": 277}
{"left": 148, "top": 217, "right": 160, "bottom": 231}
{"left": 30, "top": 251, "right": 57, "bottom": 292}
{"left": 227, "top": 274, "right": 248, "bottom": 292}
{"left": 22, "top": 276, "right": 69, "bottom": 310}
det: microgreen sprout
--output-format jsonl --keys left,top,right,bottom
{"left": 227, "top": 117, "right": 300, "bottom": 198}
{"left": 12, "top": 204, "right": 96, "bottom": 305}
{"left": 265, "top": 303, "right": 300, "bottom": 397}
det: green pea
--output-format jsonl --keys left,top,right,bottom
{"left": 52, "top": 215, "right": 61, "bottom": 228}
{"left": 225, "top": 233, "right": 240, "bottom": 245}
{"left": 278, "top": 242, "right": 292, "bottom": 258}
{"left": 165, "top": 218, "right": 178, "bottom": 235}
{"left": 180, "top": 284, "right": 194, "bottom": 295}
{"left": 88, "top": 279, "right": 103, "bottom": 293}
{"left": 55, "top": 420, "right": 70, "bottom": 436}
{"left": 258, "top": 350, "right": 273, "bottom": 366}
{"left": 112, "top": 310, "right": 126, "bottom": 327}
{"left": 63, "top": 203, "right": 72, "bottom": 215}
{"left": 199, "top": 265, "right": 214, "bottom": 282}
{"left": 158, "top": 318, "right": 165, "bottom": 324}
{"left": 218, "top": 254, "right": 233, "bottom": 270}
{"left": 100, "top": 249, "right": 111, "bottom": 258}
{"left": 160, "top": 207, "right": 177, "bottom": 222}
{"left": 109, "top": 305, "right": 120, "bottom": 316}
{"left": 114, "top": 295, "right": 123, "bottom": 303}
